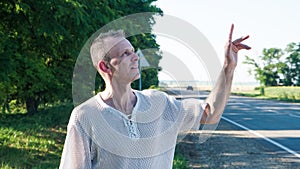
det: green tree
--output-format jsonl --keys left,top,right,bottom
{"left": 284, "top": 42, "right": 300, "bottom": 86}
{"left": 244, "top": 48, "right": 284, "bottom": 87}
{"left": 0, "top": 0, "right": 162, "bottom": 114}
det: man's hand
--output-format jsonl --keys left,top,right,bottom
{"left": 224, "top": 24, "right": 251, "bottom": 70}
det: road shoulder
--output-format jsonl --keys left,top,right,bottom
{"left": 176, "top": 119, "right": 300, "bottom": 169}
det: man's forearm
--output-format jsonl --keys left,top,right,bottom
{"left": 201, "top": 66, "right": 235, "bottom": 124}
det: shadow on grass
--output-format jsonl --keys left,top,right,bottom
{"left": 0, "top": 145, "right": 60, "bottom": 169}
{"left": 0, "top": 103, "right": 74, "bottom": 169}
{"left": 231, "top": 92, "right": 261, "bottom": 97}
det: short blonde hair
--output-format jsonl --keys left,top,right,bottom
{"left": 90, "top": 30, "right": 125, "bottom": 69}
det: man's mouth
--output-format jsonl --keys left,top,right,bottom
{"left": 131, "top": 65, "right": 139, "bottom": 69}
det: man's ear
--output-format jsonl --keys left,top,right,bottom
{"left": 98, "top": 60, "right": 111, "bottom": 73}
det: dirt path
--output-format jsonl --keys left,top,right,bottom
{"left": 176, "top": 120, "right": 300, "bottom": 169}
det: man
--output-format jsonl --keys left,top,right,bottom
{"left": 59, "top": 24, "right": 250, "bottom": 169}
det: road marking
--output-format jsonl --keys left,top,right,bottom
{"left": 221, "top": 116, "right": 300, "bottom": 159}
{"left": 289, "top": 114, "right": 300, "bottom": 118}
{"left": 228, "top": 100, "right": 300, "bottom": 119}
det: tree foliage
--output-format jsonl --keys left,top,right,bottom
{"left": 0, "top": 0, "right": 162, "bottom": 114}
{"left": 244, "top": 43, "right": 300, "bottom": 87}
{"left": 284, "top": 42, "right": 300, "bottom": 86}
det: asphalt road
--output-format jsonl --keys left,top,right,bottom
{"left": 168, "top": 89, "right": 300, "bottom": 158}
{"left": 223, "top": 94, "right": 300, "bottom": 156}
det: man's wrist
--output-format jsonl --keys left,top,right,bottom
{"left": 223, "top": 65, "right": 235, "bottom": 77}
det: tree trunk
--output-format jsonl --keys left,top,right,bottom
{"left": 26, "top": 97, "right": 39, "bottom": 115}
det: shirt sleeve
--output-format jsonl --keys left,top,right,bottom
{"left": 179, "top": 98, "right": 206, "bottom": 133}
{"left": 59, "top": 117, "right": 92, "bottom": 169}
{"left": 176, "top": 97, "right": 218, "bottom": 144}
{"left": 164, "top": 93, "right": 205, "bottom": 133}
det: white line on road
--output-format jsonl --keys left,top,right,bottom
{"left": 221, "top": 116, "right": 300, "bottom": 159}
{"left": 289, "top": 114, "right": 300, "bottom": 118}
{"left": 228, "top": 101, "right": 300, "bottom": 119}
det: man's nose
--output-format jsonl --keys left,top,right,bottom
{"left": 131, "top": 52, "right": 139, "bottom": 62}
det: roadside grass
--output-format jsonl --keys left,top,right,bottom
{"left": 232, "top": 86, "right": 300, "bottom": 102}
{"left": 173, "top": 153, "right": 190, "bottom": 169}
{"left": 0, "top": 102, "right": 190, "bottom": 169}
{"left": 0, "top": 103, "right": 73, "bottom": 169}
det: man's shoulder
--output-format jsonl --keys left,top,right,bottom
{"left": 69, "top": 95, "right": 102, "bottom": 124}
{"left": 74, "top": 95, "right": 99, "bottom": 111}
{"left": 139, "top": 89, "right": 168, "bottom": 98}
{"left": 136, "top": 89, "right": 179, "bottom": 108}
{"left": 139, "top": 89, "right": 178, "bottom": 102}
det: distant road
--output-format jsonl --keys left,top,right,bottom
{"left": 166, "top": 88, "right": 300, "bottom": 158}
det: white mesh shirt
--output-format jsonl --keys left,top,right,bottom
{"left": 59, "top": 89, "right": 206, "bottom": 169}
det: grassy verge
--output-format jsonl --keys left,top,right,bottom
{"left": 0, "top": 103, "right": 73, "bottom": 169}
{"left": 232, "top": 86, "right": 300, "bottom": 103}
{"left": 173, "top": 153, "right": 190, "bottom": 169}
{"left": 0, "top": 103, "right": 189, "bottom": 169}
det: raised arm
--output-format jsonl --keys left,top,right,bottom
{"left": 200, "top": 24, "right": 251, "bottom": 124}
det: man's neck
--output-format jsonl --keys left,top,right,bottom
{"left": 100, "top": 84, "right": 137, "bottom": 116}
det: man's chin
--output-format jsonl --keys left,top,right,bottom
{"left": 131, "top": 73, "right": 140, "bottom": 82}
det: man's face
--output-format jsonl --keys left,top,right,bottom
{"left": 108, "top": 38, "right": 140, "bottom": 83}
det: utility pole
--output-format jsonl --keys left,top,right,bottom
{"left": 136, "top": 49, "right": 150, "bottom": 90}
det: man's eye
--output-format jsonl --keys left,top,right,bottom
{"left": 120, "top": 52, "right": 127, "bottom": 57}
{"left": 123, "top": 51, "right": 131, "bottom": 56}
{"left": 121, "top": 50, "right": 133, "bottom": 57}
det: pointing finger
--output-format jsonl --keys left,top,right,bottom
{"left": 233, "top": 35, "right": 250, "bottom": 45}
{"left": 236, "top": 43, "right": 251, "bottom": 50}
{"left": 228, "top": 24, "right": 234, "bottom": 43}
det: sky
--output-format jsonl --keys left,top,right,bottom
{"left": 153, "top": 0, "right": 300, "bottom": 84}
